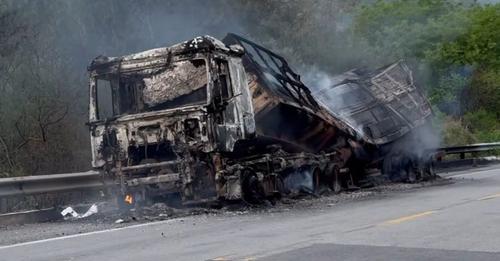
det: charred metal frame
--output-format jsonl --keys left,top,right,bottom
{"left": 312, "top": 61, "right": 432, "bottom": 145}
{"left": 86, "top": 34, "right": 432, "bottom": 205}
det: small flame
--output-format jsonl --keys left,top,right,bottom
{"left": 124, "top": 194, "right": 133, "bottom": 205}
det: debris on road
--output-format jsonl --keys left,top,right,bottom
{"left": 60, "top": 204, "right": 98, "bottom": 220}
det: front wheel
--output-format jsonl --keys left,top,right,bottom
{"left": 241, "top": 169, "right": 265, "bottom": 204}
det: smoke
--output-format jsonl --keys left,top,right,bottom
{"left": 301, "top": 67, "right": 371, "bottom": 140}
{"left": 301, "top": 61, "right": 443, "bottom": 162}
{"left": 283, "top": 168, "right": 315, "bottom": 196}
{"left": 301, "top": 67, "right": 342, "bottom": 93}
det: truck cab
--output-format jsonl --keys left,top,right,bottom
{"left": 87, "top": 36, "right": 255, "bottom": 202}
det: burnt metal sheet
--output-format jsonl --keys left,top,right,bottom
{"left": 224, "top": 34, "right": 356, "bottom": 154}
{"left": 223, "top": 34, "right": 320, "bottom": 112}
{"left": 312, "top": 61, "right": 432, "bottom": 145}
{"left": 88, "top": 36, "right": 236, "bottom": 77}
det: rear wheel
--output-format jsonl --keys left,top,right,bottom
{"left": 312, "top": 167, "right": 321, "bottom": 195}
{"left": 406, "top": 166, "right": 417, "bottom": 183}
{"left": 331, "top": 166, "right": 342, "bottom": 193}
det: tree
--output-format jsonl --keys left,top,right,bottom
{"left": 438, "top": 5, "right": 500, "bottom": 114}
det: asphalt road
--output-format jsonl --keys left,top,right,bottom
{"left": 1, "top": 166, "right": 500, "bottom": 261}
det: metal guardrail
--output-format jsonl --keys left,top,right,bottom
{"left": 0, "top": 171, "right": 113, "bottom": 225}
{"left": 1, "top": 143, "right": 497, "bottom": 198}
{"left": 0, "top": 171, "right": 109, "bottom": 197}
{"left": 437, "top": 142, "right": 500, "bottom": 159}
{"left": 1, "top": 143, "right": 498, "bottom": 198}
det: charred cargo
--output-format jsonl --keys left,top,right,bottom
{"left": 311, "top": 61, "right": 435, "bottom": 181}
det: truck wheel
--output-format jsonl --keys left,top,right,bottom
{"left": 242, "top": 170, "right": 265, "bottom": 204}
{"left": 382, "top": 155, "right": 395, "bottom": 180}
{"left": 312, "top": 168, "right": 321, "bottom": 195}
{"left": 331, "top": 166, "right": 342, "bottom": 194}
{"left": 422, "top": 161, "right": 436, "bottom": 180}
{"left": 406, "top": 167, "right": 417, "bottom": 183}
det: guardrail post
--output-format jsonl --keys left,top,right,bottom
{"left": 460, "top": 152, "right": 465, "bottom": 159}
{"left": 0, "top": 197, "right": 7, "bottom": 213}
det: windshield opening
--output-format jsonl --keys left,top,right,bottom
{"left": 96, "top": 79, "right": 114, "bottom": 119}
{"left": 93, "top": 59, "right": 208, "bottom": 119}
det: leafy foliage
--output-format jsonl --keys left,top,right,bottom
{"left": 353, "top": 0, "right": 470, "bottom": 63}
{"left": 464, "top": 110, "right": 500, "bottom": 142}
{"left": 438, "top": 5, "right": 500, "bottom": 69}
{"left": 441, "top": 117, "right": 477, "bottom": 146}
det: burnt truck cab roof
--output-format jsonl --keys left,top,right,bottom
{"left": 88, "top": 36, "right": 244, "bottom": 76}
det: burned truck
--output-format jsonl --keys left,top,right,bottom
{"left": 87, "top": 34, "right": 362, "bottom": 204}
{"left": 87, "top": 34, "right": 433, "bottom": 205}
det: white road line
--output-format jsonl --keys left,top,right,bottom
{"left": 478, "top": 193, "right": 500, "bottom": 201}
{"left": 0, "top": 218, "right": 181, "bottom": 250}
{"left": 447, "top": 168, "right": 500, "bottom": 178}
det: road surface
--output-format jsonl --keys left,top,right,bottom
{"left": 1, "top": 166, "right": 500, "bottom": 260}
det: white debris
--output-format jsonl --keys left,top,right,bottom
{"left": 114, "top": 219, "right": 124, "bottom": 224}
{"left": 61, "top": 204, "right": 98, "bottom": 220}
{"left": 81, "top": 204, "right": 98, "bottom": 218}
{"left": 60, "top": 207, "right": 79, "bottom": 218}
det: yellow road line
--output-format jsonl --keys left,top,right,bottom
{"left": 383, "top": 211, "right": 435, "bottom": 225}
{"left": 210, "top": 257, "right": 228, "bottom": 261}
{"left": 478, "top": 193, "right": 500, "bottom": 201}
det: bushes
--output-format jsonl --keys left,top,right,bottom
{"left": 440, "top": 117, "right": 476, "bottom": 146}
{"left": 439, "top": 110, "right": 500, "bottom": 146}
{"left": 463, "top": 110, "right": 500, "bottom": 142}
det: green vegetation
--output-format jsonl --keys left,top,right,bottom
{"left": 464, "top": 110, "right": 500, "bottom": 142}
{"left": 352, "top": 0, "right": 500, "bottom": 146}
